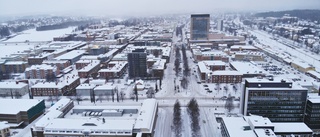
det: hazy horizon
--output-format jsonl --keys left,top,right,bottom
{"left": 1, "top": 0, "right": 320, "bottom": 17}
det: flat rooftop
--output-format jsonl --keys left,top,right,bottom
{"left": 0, "top": 81, "right": 28, "bottom": 89}
{"left": 0, "top": 99, "right": 43, "bottom": 114}
{"left": 55, "top": 50, "right": 86, "bottom": 60}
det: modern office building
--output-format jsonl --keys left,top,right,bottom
{"left": 304, "top": 98, "right": 320, "bottom": 129}
{"left": 0, "top": 99, "right": 45, "bottom": 126}
{"left": 220, "top": 115, "right": 313, "bottom": 137}
{"left": 128, "top": 49, "right": 147, "bottom": 78}
{"left": 190, "top": 14, "right": 210, "bottom": 40}
{"left": 217, "top": 19, "right": 224, "bottom": 31}
{"left": 240, "top": 78, "right": 308, "bottom": 122}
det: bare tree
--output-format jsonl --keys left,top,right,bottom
{"left": 147, "top": 87, "right": 155, "bottom": 98}
{"left": 225, "top": 94, "right": 235, "bottom": 113}
{"left": 105, "top": 93, "right": 110, "bottom": 102}
{"left": 47, "top": 95, "right": 54, "bottom": 103}
{"left": 173, "top": 100, "right": 182, "bottom": 137}
{"left": 120, "top": 91, "right": 125, "bottom": 102}
{"left": 134, "top": 84, "right": 138, "bottom": 102}
{"left": 187, "top": 98, "right": 201, "bottom": 137}
{"left": 97, "top": 94, "right": 104, "bottom": 103}
{"left": 75, "top": 94, "right": 83, "bottom": 105}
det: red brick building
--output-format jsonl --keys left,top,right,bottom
{"left": 99, "top": 61, "right": 128, "bottom": 79}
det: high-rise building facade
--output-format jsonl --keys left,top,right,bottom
{"left": 128, "top": 49, "right": 147, "bottom": 78}
{"left": 241, "top": 78, "right": 308, "bottom": 122}
{"left": 217, "top": 19, "right": 224, "bottom": 31}
{"left": 304, "top": 98, "right": 320, "bottom": 129}
{"left": 190, "top": 14, "right": 210, "bottom": 40}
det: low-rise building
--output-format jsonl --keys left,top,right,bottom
{"left": 0, "top": 99, "right": 45, "bottom": 126}
{"left": 0, "top": 121, "right": 10, "bottom": 137}
{"left": 93, "top": 84, "right": 117, "bottom": 96}
{"left": 76, "top": 84, "right": 96, "bottom": 96}
{"left": 25, "top": 64, "right": 60, "bottom": 79}
{"left": 4, "top": 61, "right": 28, "bottom": 74}
{"left": 211, "top": 70, "right": 243, "bottom": 83}
{"left": 42, "top": 60, "right": 71, "bottom": 70}
{"left": 54, "top": 50, "right": 86, "bottom": 64}
{"left": 28, "top": 52, "right": 54, "bottom": 65}
{"left": 0, "top": 81, "right": 29, "bottom": 98}
{"left": 78, "top": 60, "right": 101, "bottom": 78}
{"left": 99, "top": 61, "right": 128, "bottom": 79}
{"left": 291, "top": 60, "right": 316, "bottom": 73}
{"left": 32, "top": 99, "right": 158, "bottom": 137}
{"left": 31, "top": 74, "right": 80, "bottom": 96}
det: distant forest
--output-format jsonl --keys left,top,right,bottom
{"left": 36, "top": 21, "right": 94, "bottom": 31}
{"left": 255, "top": 9, "right": 320, "bottom": 22}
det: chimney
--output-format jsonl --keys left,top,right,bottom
{"left": 16, "top": 81, "right": 19, "bottom": 84}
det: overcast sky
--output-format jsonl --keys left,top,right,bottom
{"left": 1, "top": 0, "right": 320, "bottom": 16}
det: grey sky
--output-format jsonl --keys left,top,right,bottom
{"left": 1, "top": 0, "right": 320, "bottom": 16}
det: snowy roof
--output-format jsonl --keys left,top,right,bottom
{"left": 76, "top": 84, "right": 96, "bottom": 90}
{"left": 80, "top": 55, "right": 100, "bottom": 60}
{"left": 212, "top": 70, "right": 242, "bottom": 76}
{"left": 152, "top": 59, "right": 166, "bottom": 70}
{"left": 291, "top": 60, "right": 314, "bottom": 69}
{"left": 101, "top": 49, "right": 118, "bottom": 58}
{"left": 230, "top": 61, "right": 265, "bottom": 75}
{"left": 202, "top": 60, "right": 225, "bottom": 66}
{"left": 5, "top": 61, "right": 27, "bottom": 65}
{"left": 34, "top": 99, "right": 72, "bottom": 130}
{"left": 89, "top": 79, "right": 106, "bottom": 85}
{"left": 0, "top": 82, "right": 28, "bottom": 89}
{"left": 0, "top": 121, "right": 10, "bottom": 130}
{"left": 308, "top": 98, "right": 320, "bottom": 104}
{"left": 99, "top": 61, "right": 127, "bottom": 73}
{"left": 31, "top": 74, "right": 79, "bottom": 89}
{"left": 221, "top": 117, "right": 257, "bottom": 137}
{"left": 134, "top": 99, "right": 157, "bottom": 133}
{"left": 307, "top": 70, "right": 320, "bottom": 79}
{"left": 25, "top": 64, "right": 56, "bottom": 71}
{"left": 198, "top": 61, "right": 211, "bottom": 73}
{"left": 273, "top": 123, "right": 312, "bottom": 133}
{"left": 44, "top": 119, "right": 134, "bottom": 134}
{"left": 54, "top": 50, "right": 85, "bottom": 60}
{"left": 231, "top": 45, "right": 257, "bottom": 50}
{"left": 0, "top": 99, "right": 43, "bottom": 114}
{"left": 94, "top": 84, "right": 116, "bottom": 91}
{"left": 43, "top": 60, "right": 69, "bottom": 64}
{"left": 78, "top": 60, "right": 100, "bottom": 72}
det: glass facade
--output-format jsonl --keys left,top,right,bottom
{"left": 246, "top": 89, "right": 307, "bottom": 122}
{"left": 191, "top": 14, "right": 209, "bottom": 40}
{"left": 304, "top": 100, "right": 320, "bottom": 129}
{"left": 128, "top": 49, "right": 147, "bottom": 78}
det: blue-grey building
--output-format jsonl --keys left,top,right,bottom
{"left": 190, "top": 14, "right": 210, "bottom": 40}
{"left": 128, "top": 49, "right": 147, "bottom": 78}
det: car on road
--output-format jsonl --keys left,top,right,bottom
{"left": 203, "top": 85, "right": 208, "bottom": 87}
{"left": 205, "top": 88, "right": 209, "bottom": 90}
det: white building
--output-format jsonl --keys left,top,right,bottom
{"left": 32, "top": 99, "right": 158, "bottom": 137}
{"left": 0, "top": 82, "right": 28, "bottom": 97}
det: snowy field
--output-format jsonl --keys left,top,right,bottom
{"left": 250, "top": 30, "right": 320, "bottom": 71}
{"left": 4, "top": 27, "right": 75, "bottom": 42}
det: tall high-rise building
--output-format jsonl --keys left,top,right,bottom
{"left": 217, "top": 19, "right": 224, "bottom": 31}
{"left": 190, "top": 14, "right": 210, "bottom": 40}
{"left": 240, "top": 78, "right": 308, "bottom": 122}
{"left": 128, "top": 49, "right": 147, "bottom": 78}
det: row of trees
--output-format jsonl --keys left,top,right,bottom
{"left": 174, "top": 47, "right": 181, "bottom": 76}
{"left": 173, "top": 98, "right": 201, "bottom": 137}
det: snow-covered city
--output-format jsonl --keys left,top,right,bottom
{"left": 1, "top": 0, "right": 320, "bottom": 137}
